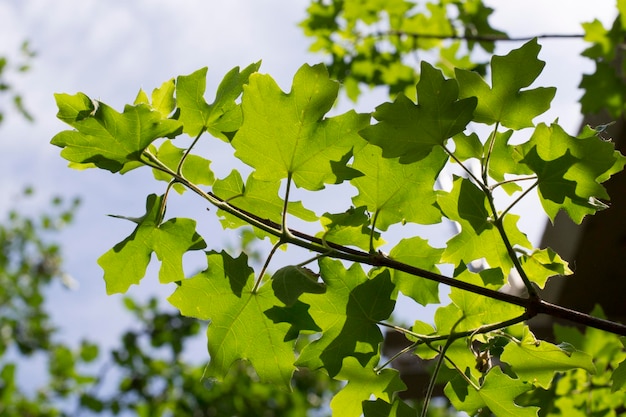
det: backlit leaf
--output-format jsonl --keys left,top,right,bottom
{"left": 445, "top": 366, "right": 539, "bottom": 417}
{"left": 232, "top": 63, "right": 369, "bottom": 190}
{"left": 98, "top": 194, "right": 206, "bottom": 294}
{"left": 168, "top": 251, "right": 296, "bottom": 387}
{"left": 456, "top": 39, "right": 556, "bottom": 129}
{"left": 360, "top": 61, "right": 476, "bottom": 163}
{"left": 296, "top": 259, "right": 395, "bottom": 377}
{"left": 351, "top": 144, "right": 447, "bottom": 230}
{"left": 52, "top": 94, "right": 182, "bottom": 173}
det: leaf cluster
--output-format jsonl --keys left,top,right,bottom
{"left": 51, "top": 37, "right": 626, "bottom": 417}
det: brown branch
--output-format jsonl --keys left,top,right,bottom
{"left": 203, "top": 192, "right": 626, "bottom": 337}
{"left": 384, "top": 30, "right": 585, "bottom": 43}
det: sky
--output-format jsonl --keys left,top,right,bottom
{"left": 0, "top": 0, "right": 619, "bottom": 386}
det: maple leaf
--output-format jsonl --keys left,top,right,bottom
{"left": 317, "top": 206, "right": 385, "bottom": 252}
{"left": 445, "top": 366, "right": 539, "bottom": 417}
{"left": 232, "top": 63, "right": 369, "bottom": 190}
{"left": 168, "top": 251, "right": 296, "bottom": 387}
{"left": 176, "top": 63, "right": 261, "bottom": 140}
{"left": 362, "top": 398, "right": 417, "bottom": 417}
{"left": 330, "top": 357, "right": 407, "bottom": 417}
{"left": 51, "top": 93, "right": 182, "bottom": 173}
{"left": 438, "top": 265, "right": 525, "bottom": 333}
{"left": 212, "top": 170, "right": 317, "bottom": 232}
{"left": 150, "top": 140, "right": 214, "bottom": 193}
{"left": 351, "top": 144, "right": 447, "bottom": 230}
{"left": 134, "top": 78, "right": 176, "bottom": 118}
{"left": 437, "top": 176, "right": 531, "bottom": 273}
{"left": 456, "top": 39, "right": 556, "bottom": 129}
{"left": 388, "top": 236, "right": 444, "bottom": 306}
{"left": 515, "top": 122, "right": 626, "bottom": 223}
{"left": 501, "top": 327, "right": 595, "bottom": 389}
{"left": 98, "top": 194, "right": 206, "bottom": 294}
{"left": 360, "top": 61, "right": 476, "bottom": 163}
{"left": 296, "top": 259, "right": 395, "bottom": 377}
{"left": 519, "top": 247, "right": 572, "bottom": 289}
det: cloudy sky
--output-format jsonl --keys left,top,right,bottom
{"left": 0, "top": 0, "right": 618, "bottom": 373}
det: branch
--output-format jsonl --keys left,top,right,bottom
{"left": 384, "top": 30, "right": 585, "bottom": 43}
{"left": 144, "top": 151, "right": 626, "bottom": 337}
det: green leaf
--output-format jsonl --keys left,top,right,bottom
{"left": 612, "top": 358, "right": 626, "bottom": 392}
{"left": 271, "top": 265, "right": 325, "bottom": 306}
{"left": 438, "top": 176, "right": 532, "bottom": 272}
{"left": 351, "top": 144, "right": 447, "bottom": 230}
{"left": 501, "top": 327, "right": 595, "bottom": 389}
{"left": 456, "top": 39, "right": 556, "bottom": 129}
{"left": 388, "top": 236, "right": 444, "bottom": 306}
{"left": 51, "top": 94, "right": 182, "bottom": 173}
{"left": 317, "top": 206, "right": 384, "bottom": 252}
{"left": 213, "top": 170, "right": 317, "bottom": 230}
{"left": 134, "top": 78, "right": 176, "bottom": 118}
{"left": 98, "top": 194, "right": 206, "bottom": 294}
{"left": 296, "top": 259, "right": 395, "bottom": 377}
{"left": 514, "top": 122, "right": 626, "bottom": 223}
{"left": 176, "top": 63, "right": 261, "bottom": 140}
{"left": 330, "top": 357, "right": 407, "bottom": 417}
{"left": 360, "top": 61, "right": 476, "bottom": 163}
{"left": 446, "top": 265, "right": 525, "bottom": 332}
{"left": 151, "top": 140, "right": 214, "bottom": 193}
{"left": 231, "top": 63, "right": 369, "bottom": 190}
{"left": 445, "top": 366, "right": 539, "bottom": 417}
{"left": 519, "top": 247, "right": 572, "bottom": 289}
{"left": 168, "top": 251, "right": 296, "bottom": 387}
{"left": 362, "top": 398, "right": 416, "bottom": 417}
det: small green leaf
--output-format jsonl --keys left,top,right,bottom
{"left": 438, "top": 176, "right": 531, "bottom": 273}
{"left": 515, "top": 122, "right": 626, "bottom": 223}
{"left": 213, "top": 170, "right": 317, "bottom": 230}
{"left": 360, "top": 61, "right": 476, "bottom": 163}
{"left": 98, "top": 194, "right": 206, "bottom": 294}
{"left": 168, "top": 251, "right": 296, "bottom": 387}
{"left": 271, "top": 265, "right": 325, "bottom": 306}
{"left": 519, "top": 247, "right": 572, "bottom": 289}
{"left": 612, "top": 358, "right": 626, "bottom": 392}
{"left": 448, "top": 266, "right": 525, "bottom": 331}
{"left": 296, "top": 259, "right": 395, "bottom": 377}
{"left": 317, "top": 206, "right": 384, "bottom": 251}
{"left": 456, "top": 39, "right": 556, "bottom": 129}
{"left": 362, "top": 398, "right": 417, "bottom": 417}
{"left": 134, "top": 78, "right": 176, "bottom": 118}
{"left": 330, "top": 357, "right": 407, "bottom": 417}
{"left": 388, "top": 236, "right": 444, "bottom": 306}
{"left": 501, "top": 327, "right": 595, "bottom": 389}
{"left": 52, "top": 94, "right": 182, "bottom": 173}
{"left": 445, "top": 366, "right": 539, "bottom": 417}
{"left": 151, "top": 140, "right": 214, "bottom": 193}
{"left": 351, "top": 144, "right": 447, "bottom": 230}
{"left": 176, "top": 63, "right": 261, "bottom": 140}
{"left": 232, "top": 63, "right": 369, "bottom": 190}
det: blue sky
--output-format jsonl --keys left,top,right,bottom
{"left": 0, "top": 0, "right": 618, "bottom": 367}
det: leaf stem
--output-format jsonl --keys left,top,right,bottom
{"left": 497, "top": 180, "right": 538, "bottom": 220}
{"left": 489, "top": 175, "right": 537, "bottom": 191}
{"left": 421, "top": 316, "right": 466, "bottom": 417}
{"left": 482, "top": 122, "right": 500, "bottom": 185}
{"left": 252, "top": 240, "right": 282, "bottom": 294}
{"left": 177, "top": 127, "right": 206, "bottom": 176}
{"left": 443, "top": 144, "right": 487, "bottom": 193}
{"left": 369, "top": 210, "right": 380, "bottom": 254}
{"left": 488, "top": 191, "right": 538, "bottom": 298}
{"left": 282, "top": 173, "right": 294, "bottom": 239}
